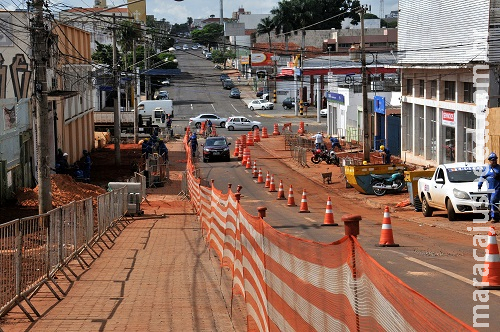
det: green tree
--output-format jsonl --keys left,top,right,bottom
{"left": 211, "top": 49, "right": 235, "bottom": 67}
{"left": 191, "top": 23, "right": 224, "bottom": 48}
{"left": 92, "top": 41, "right": 114, "bottom": 68}
{"left": 117, "top": 20, "right": 143, "bottom": 70}
{"left": 187, "top": 17, "right": 193, "bottom": 27}
{"left": 256, "top": 16, "right": 276, "bottom": 52}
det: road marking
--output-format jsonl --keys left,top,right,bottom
{"left": 405, "top": 256, "right": 500, "bottom": 297}
{"left": 211, "top": 104, "right": 216, "bottom": 112}
{"left": 304, "top": 217, "right": 317, "bottom": 223}
{"left": 231, "top": 104, "right": 240, "bottom": 113}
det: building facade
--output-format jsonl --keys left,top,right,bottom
{"left": 398, "top": 0, "right": 500, "bottom": 165}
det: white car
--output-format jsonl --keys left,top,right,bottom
{"left": 189, "top": 114, "right": 227, "bottom": 128}
{"left": 320, "top": 109, "right": 328, "bottom": 117}
{"left": 182, "top": 44, "right": 189, "bottom": 50}
{"left": 161, "top": 79, "right": 170, "bottom": 86}
{"left": 248, "top": 99, "right": 274, "bottom": 111}
{"left": 225, "top": 116, "right": 262, "bottom": 131}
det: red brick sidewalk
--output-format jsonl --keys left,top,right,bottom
{"left": 0, "top": 195, "right": 247, "bottom": 331}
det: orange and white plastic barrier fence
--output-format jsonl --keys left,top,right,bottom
{"left": 184, "top": 139, "right": 473, "bottom": 332}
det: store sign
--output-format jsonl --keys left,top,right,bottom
{"left": 442, "top": 110, "right": 455, "bottom": 127}
{"left": 251, "top": 52, "right": 273, "bottom": 66}
{"left": 240, "top": 56, "right": 249, "bottom": 65}
{"left": 326, "top": 91, "right": 345, "bottom": 105}
{"left": 374, "top": 96, "right": 386, "bottom": 114}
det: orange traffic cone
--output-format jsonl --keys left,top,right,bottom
{"left": 478, "top": 227, "right": 500, "bottom": 289}
{"left": 264, "top": 171, "right": 271, "bottom": 188}
{"left": 287, "top": 185, "right": 296, "bottom": 206}
{"left": 272, "top": 123, "right": 280, "bottom": 136}
{"left": 241, "top": 148, "right": 250, "bottom": 166}
{"left": 253, "top": 128, "right": 261, "bottom": 142}
{"left": 376, "top": 206, "right": 399, "bottom": 247}
{"left": 276, "top": 180, "right": 285, "bottom": 200}
{"left": 262, "top": 127, "right": 269, "bottom": 138}
{"left": 252, "top": 161, "right": 258, "bottom": 178}
{"left": 257, "top": 168, "right": 264, "bottom": 183}
{"left": 247, "top": 132, "right": 254, "bottom": 146}
{"left": 233, "top": 139, "right": 240, "bottom": 157}
{"left": 321, "top": 196, "right": 338, "bottom": 226}
{"left": 269, "top": 174, "right": 277, "bottom": 192}
{"left": 246, "top": 156, "right": 252, "bottom": 169}
{"left": 299, "top": 189, "right": 310, "bottom": 213}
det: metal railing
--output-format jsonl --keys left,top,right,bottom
{"left": 0, "top": 185, "right": 132, "bottom": 321}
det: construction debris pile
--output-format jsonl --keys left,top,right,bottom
{"left": 17, "top": 174, "right": 106, "bottom": 209}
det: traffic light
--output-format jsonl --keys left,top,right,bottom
{"left": 256, "top": 71, "right": 266, "bottom": 79}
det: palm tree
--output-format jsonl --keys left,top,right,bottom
{"left": 256, "top": 16, "right": 275, "bottom": 52}
{"left": 271, "top": 1, "right": 294, "bottom": 52}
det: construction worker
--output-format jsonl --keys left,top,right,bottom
{"left": 478, "top": 152, "right": 500, "bottom": 223}
{"left": 142, "top": 138, "right": 150, "bottom": 158}
{"left": 313, "top": 132, "right": 324, "bottom": 150}
{"left": 158, "top": 139, "right": 169, "bottom": 162}
{"left": 330, "top": 136, "right": 342, "bottom": 151}
{"left": 81, "top": 150, "right": 92, "bottom": 182}
{"left": 379, "top": 145, "right": 391, "bottom": 164}
{"left": 188, "top": 133, "right": 198, "bottom": 158}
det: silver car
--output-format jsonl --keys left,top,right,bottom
{"left": 189, "top": 114, "right": 227, "bottom": 128}
{"left": 225, "top": 116, "right": 262, "bottom": 131}
{"left": 248, "top": 99, "right": 274, "bottom": 111}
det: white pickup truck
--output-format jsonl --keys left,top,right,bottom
{"left": 418, "top": 162, "right": 488, "bottom": 221}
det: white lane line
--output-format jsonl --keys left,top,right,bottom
{"left": 304, "top": 217, "right": 317, "bottom": 223}
{"left": 211, "top": 104, "right": 216, "bottom": 112}
{"left": 405, "top": 256, "right": 500, "bottom": 297}
{"left": 231, "top": 104, "right": 240, "bottom": 113}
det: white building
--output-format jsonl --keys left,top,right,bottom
{"left": 398, "top": 0, "right": 500, "bottom": 165}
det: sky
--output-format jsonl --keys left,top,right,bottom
{"left": 37, "top": 0, "right": 398, "bottom": 25}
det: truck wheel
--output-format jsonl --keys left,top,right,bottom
{"left": 447, "top": 200, "right": 457, "bottom": 221}
{"left": 421, "top": 196, "right": 433, "bottom": 217}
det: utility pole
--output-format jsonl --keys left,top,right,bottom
{"left": 133, "top": 39, "right": 138, "bottom": 144}
{"left": 32, "top": 0, "right": 52, "bottom": 213}
{"left": 112, "top": 14, "right": 121, "bottom": 165}
{"left": 299, "top": 29, "right": 305, "bottom": 116}
{"left": 358, "top": 5, "right": 371, "bottom": 162}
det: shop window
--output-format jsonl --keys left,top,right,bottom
{"left": 463, "top": 82, "right": 475, "bottom": 103}
{"left": 444, "top": 81, "right": 455, "bottom": 101}
{"left": 430, "top": 80, "right": 437, "bottom": 99}
{"left": 419, "top": 80, "right": 425, "bottom": 97}
{"left": 405, "top": 79, "right": 413, "bottom": 95}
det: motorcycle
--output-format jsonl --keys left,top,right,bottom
{"left": 370, "top": 171, "right": 405, "bottom": 196}
{"left": 310, "top": 147, "right": 341, "bottom": 166}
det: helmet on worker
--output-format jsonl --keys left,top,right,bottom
{"left": 380, "top": 145, "right": 385, "bottom": 150}
{"left": 488, "top": 152, "right": 498, "bottom": 161}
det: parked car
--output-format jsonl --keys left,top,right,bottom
{"left": 191, "top": 45, "right": 198, "bottom": 50}
{"left": 248, "top": 99, "right": 274, "bottom": 111}
{"left": 156, "top": 91, "right": 169, "bottom": 100}
{"left": 229, "top": 88, "right": 240, "bottom": 99}
{"left": 320, "top": 109, "right": 328, "bottom": 117}
{"left": 225, "top": 116, "right": 262, "bottom": 131}
{"left": 282, "top": 97, "right": 296, "bottom": 109}
{"left": 202, "top": 136, "right": 231, "bottom": 163}
{"left": 189, "top": 114, "right": 227, "bottom": 128}
{"left": 418, "top": 163, "right": 487, "bottom": 221}
{"left": 223, "top": 79, "right": 235, "bottom": 90}
{"left": 182, "top": 44, "right": 189, "bottom": 50}
{"left": 220, "top": 73, "right": 229, "bottom": 81}
{"left": 161, "top": 79, "right": 170, "bottom": 86}
{"left": 175, "top": 45, "right": 181, "bottom": 50}
{"left": 205, "top": 52, "right": 212, "bottom": 60}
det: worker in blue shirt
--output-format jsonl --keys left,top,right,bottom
{"left": 379, "top": 145, "right": 392, "bottom": 164}
{"left": 188, "top": 133, "right": 198, "bottom": 158}
{"left": 478, "top": 152, "right": 500, "bottom": 223}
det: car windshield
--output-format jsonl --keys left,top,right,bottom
{"left": 446, "top": 166, "right": 485, "bottom": 182}
{"left": 206, "top": 139, "right": 227, "bottom": 147}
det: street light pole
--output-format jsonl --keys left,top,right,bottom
{"left": 358, "top": 5, "right": 370, "bottom": 162}
{"left": 271, "top": 55, "right": 280, "bottom": 103}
